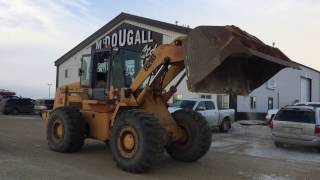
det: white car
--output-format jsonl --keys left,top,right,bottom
{"left": 271, "top": 105, "right": 320, "bottom": 148}
{"left": 169, "top": 98, "right": 235, "bottom": 132}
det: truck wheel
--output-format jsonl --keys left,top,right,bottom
{"left": 110, "top": 109, "right": 165, "bottom": 173}
{"left": 11, "top": 108, "right": 19, "bottom": 115}
{"left": 219, "top": 118, "right": 231, "bottom": 132}
{"left": 274, "top": 141, "right": 283, "bottom": 148}
{"left": 166, "top": 109, "right": 212, "bottom": 162}
{"left": 47, "top": 107, "right": 85, "bottom": 153}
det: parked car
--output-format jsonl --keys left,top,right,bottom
{"left": 0, "top": 98, "right": 34, "bottom": 115}
{"left": 0, "top": 95, "right": 20, "bottom": 112}
{"left": 270, "top": 105, "right": 320, "bottom": 148}
{"left": 265, "top": 109, "right": 279, "bottom": 123}
{"left": 34, "top": 99, "right": 54, "bottom": 115}
{"left": 169, "top": 98, "right": 235, "bottom": 132}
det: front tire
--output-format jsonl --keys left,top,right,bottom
{"left": 110, "top": 109, "right": 165, "bottom": 173}
{"left": 47, "top": 107, "right": 85, "bottom": 153}
{"left": 166, "top": 109, "right": 212, "bottom": 162}
{"left": 274, "top": 141, "right": 283, "bottom": 147}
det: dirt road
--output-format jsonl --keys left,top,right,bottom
{"left": 0, "top": 115, "right": 319, "bottom": 180}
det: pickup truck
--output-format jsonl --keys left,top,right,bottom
{"left": 168, "top": 98, "right": 235, "bottom": 132}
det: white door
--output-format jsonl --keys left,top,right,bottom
{"left": 195, "top": 101, "right": 218, "bottom": 127}
{"left": 301, "top": 77, "right": 311, "bottom": 102}
{"left": 204, "top": 101, "right": 219, "bottom": 126}
{"left": 195, "top": 101, "right": 207, "bottom": 117}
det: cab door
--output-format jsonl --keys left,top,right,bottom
{"left": 81, "top": 49, "right": 112, "bottom": 100}
{"left": 195, "top": 101, "right": 215, "bottom": 127}
{"left": 204, "top": 101, "right": 219, "bottom": 126}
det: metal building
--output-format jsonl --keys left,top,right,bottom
{"left": 235, "top": 65, "right": 320, "bottom": 119}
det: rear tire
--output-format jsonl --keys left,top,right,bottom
{"left": 219, "top": 118, "right": 231, "bottom": 132}
{"left": 274, "top": 141, "right": 283, "bottom": 147}
{"left": 47, "top": 107, "right": 85, "bottom": 153}
{"left": 166, "top": 109, "right": 212, "bottom": 162}
{"left": 110, "top": 109, "right": 165, "bottom": 173}
{"left": 3, "top": 110, "right": 9, "bottom": 115}
{"left": 11, "top": 108, "right": 19, "bottom": 115}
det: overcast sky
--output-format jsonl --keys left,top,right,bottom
{"left": 0, "top": 0, "right": 319, "bottom": 99}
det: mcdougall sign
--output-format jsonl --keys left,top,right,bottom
{"left": 95, "top": 23, "right": 162, "bottom": 50}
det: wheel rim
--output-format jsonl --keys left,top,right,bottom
{"left": 177, "top": 124, "right": 191, "bottom": 145}
{"left": 117, "top": 126, "right": 138, "bottom": 159}
{"left": 52, "top": 120, "right": 65, "bottom": 143}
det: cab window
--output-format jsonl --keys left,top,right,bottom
{"left": 80, "top": 55, "right": 92, "bottom": 87}
{"left": 196, "top": 101, "right": 206, "bottom": 111}
{"left": 205, "top": 101, "right": 215, "bottom": 110}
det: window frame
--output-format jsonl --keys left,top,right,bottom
{"left": 268, "top": 97, "right": 273, "bottom": 110}
{"left": 80, "top": 54, "right": 92, "bottom": 87}
{"left": 250, "top": 96, "right": 256, "bottom": 109}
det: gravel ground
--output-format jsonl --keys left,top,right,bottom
{"left": 0, "top": 114, "right": 320, "bottom": 180}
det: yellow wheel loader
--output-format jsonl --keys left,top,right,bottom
{"left": 42, "top": 25, "right": 297, "bottom": 172}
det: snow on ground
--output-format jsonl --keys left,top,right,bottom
{"left": 211, "top": 122, "right": 320, "bottom": 164}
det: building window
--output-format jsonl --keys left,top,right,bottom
{"left": 65, "top": 69, "right": 71, "bottom": 78}
{"left": 217, "top": 94, "right": 229, "bottom": 109}
{"left": 200, "top": 94, "right": 212, "bottom": 99}
{"left": 268, "top": 97, "right": 273, "bottom": 110}
{"left": 173, "top": 94, "right": 183, "bottom": 103}
{"left": 267, "top": 79, "right": 276, "bottom": 90}
{"left": 250, "top": 96, "right": 256, "bottom": 109}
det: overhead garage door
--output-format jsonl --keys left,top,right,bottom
{"left": 300, "top": 77, "right": 311, "bottom": 102}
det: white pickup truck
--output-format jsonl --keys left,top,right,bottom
{"left": 168, "top": 98, "right": 235, "bottom": 132}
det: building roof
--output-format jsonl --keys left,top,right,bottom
{"left": 54, "top": 12, "right": 191, "bottom": 66}
{"left": 296, "top": 62, "right": 320, "bottom": 73}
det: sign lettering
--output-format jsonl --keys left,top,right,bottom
{"left": 96, "top": 29, "right": 154, "bottom": 49}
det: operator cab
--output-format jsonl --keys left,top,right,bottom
{"left": 80, "top": 48, "right": 142, "bottom": 100}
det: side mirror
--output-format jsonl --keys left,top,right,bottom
{"left": 196, "top": 106, "right": 206, "bottom": 111}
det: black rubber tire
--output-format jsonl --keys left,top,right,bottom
{"left": 219, "top": 118, "right": 231, "bottom": 133}
{"left": 47, "top": 107, "right": 85, "bottom": 153}
{"left": 3, "top": 110, "right": 9, "bottom": 115}
{"left": 110, "top": 109, "right": 165, "bottom": 173}
{"left": 12, "top": 108, "right": 19, "bottom": 115}
{"left": 274, "top": 141, "right": 283, "bottom": 148}
{"left": 166, "top": 109, "right": 212, "bottom": 162}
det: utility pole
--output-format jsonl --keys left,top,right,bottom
{"left": 48, "top": 83, "right": 53, "bottom": 99}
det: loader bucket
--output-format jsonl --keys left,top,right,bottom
{"left": 183, "top": 25, "right": 298, "bottom": 95}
